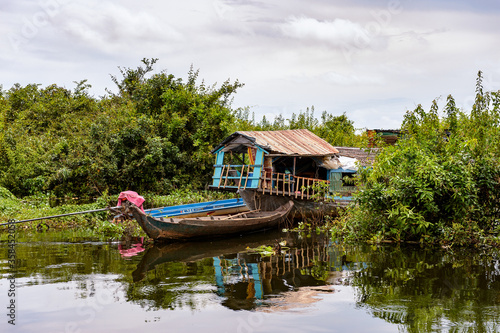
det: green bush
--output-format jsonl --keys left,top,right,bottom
{"left": 348, "top": 72, "right": 500, "bottom": 246}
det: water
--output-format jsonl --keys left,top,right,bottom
{"left": 1, "top": 230, "right": 499, "bottom": 333}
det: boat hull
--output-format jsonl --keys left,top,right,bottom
{"left": 125, "top": 201, "right": 294, "bottom": 242}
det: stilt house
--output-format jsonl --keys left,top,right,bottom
{"left": 210, "top": 129, "right": 362, "bottom": 199}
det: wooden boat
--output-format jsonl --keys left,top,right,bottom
{"left": 121, "top": 200, "right": 294, "bottom": 242}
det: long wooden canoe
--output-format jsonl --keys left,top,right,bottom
{"left": 122, "top": 200, "right": 294, "bottom": 242}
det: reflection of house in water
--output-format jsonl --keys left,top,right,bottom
{"left": 211, "top": 239, "right": 367, "bottom": 311}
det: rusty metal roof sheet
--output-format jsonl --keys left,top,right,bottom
{"left": 334, "top": 146, "right": 379, "bottom": 166}
{"left": 213, "top": 129, "right": 339, "bottom": 156}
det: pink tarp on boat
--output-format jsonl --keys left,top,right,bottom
{"left": 117, "top": 191, "right": 145, "bottom": 213}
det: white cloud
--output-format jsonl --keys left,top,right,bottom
{"left": 279, "top": 16, "right": 382, "bottom": 50}
{"left": 322, "top": 72, "right": 384, "bottom": 86}
{"left": 56, "top": 2, "right": 182, "bottom": 53}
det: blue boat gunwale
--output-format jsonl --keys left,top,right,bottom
{"left": 145, "top": 198, "right": 247, "bottom": 218}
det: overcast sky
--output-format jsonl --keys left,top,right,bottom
{"left": 2, "top": 0, "right": 500, "bottom": 129}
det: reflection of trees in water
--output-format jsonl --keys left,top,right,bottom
{"left": 350, "top": 246, "right": 500, "bottom": 333}
{"left": 4, "top": 232, "right": 500, "bottom": 331}
{"left": 0, "top": 241, "right": 129, "bottom": 285}
{"left": 125, "top": 257, "right": 216, "bottom": 311}
{"left": 0, "top": 233, "right": 359, "bottom": 313}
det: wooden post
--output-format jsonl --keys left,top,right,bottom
{"left": 253, "top": 148, "right": 265, "bottom": 189}
{"left": 223, "top": 166, "right": 230, "bottom": 187}
{"left": 237, "top": 165, "right": 245, "bottom": 189}
{"left": 282, "top": 173, "right": 285, "bottom": 196}
{"left": 271, "top": 171, "right": 274, "bottom": 195}
{"left": 262, "top": 170, "right": 266, "bottom": 192}
{"left": 214, "top": 150, "right": 225, "bottom": 188}
{"left": 286, "top": 174, "right": 289, "bottom": 196}
{"left": 218, "top": 165, "right": 226, "bottom": 189}
{"left": 243, "top": 170, "right": 250, "bottom": 189}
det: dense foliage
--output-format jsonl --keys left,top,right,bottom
{"left": 0, "top": 185, "right": 237, "bottom": 235}
{"left": 349, "top": 71, "right": 500, "bottom": 246}
{"left": 0, "top": 59, "right": 243, "bottom": 197}
{"left": 0, "top": 59, "right": 362, "bottom": 198}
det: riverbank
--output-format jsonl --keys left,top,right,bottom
{"left": 0, "top": 187, "right": 237, "bottom": 241}
{"left": 324, "top": 205, "right": 500, "bottom": 249}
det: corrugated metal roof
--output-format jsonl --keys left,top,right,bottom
{"left": 234, "top": 129, "right": 339, "bottom": 156}
{"left": 334, "top": 146, "right": 379, "bottom": 166}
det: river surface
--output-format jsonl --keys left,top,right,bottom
{"left": 1, "top": 230, "right": 499, "bottom": 333}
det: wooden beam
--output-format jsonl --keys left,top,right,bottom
{"left": 282, "top": 173, "right": 285, "bottom": 196}
{"left": 223, "top": 165, "right": 230, "bottom": 187}
{"left": 218, "top": 165, "right": 226, "bottom": 189}
{"left": 237, "top": 164, "right": 245, "bottom": 189}
{"left": 243, "top": 169, "right": 250, "bottom": 189}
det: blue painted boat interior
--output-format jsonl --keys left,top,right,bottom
{"left": 145, "top": 198, "right": 246, "bottom": 218}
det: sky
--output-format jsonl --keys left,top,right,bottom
{"left": 1, "top": 0, "right": 500, "bottom": 129}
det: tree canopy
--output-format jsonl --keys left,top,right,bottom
{"left": 0, "top": 59, "right": 243, "bottom": 196}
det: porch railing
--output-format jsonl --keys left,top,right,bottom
{"left": 213, "top": 164, "right": 260, "bottom": 189}
{"left": 260, "top": 171, "right": 330, "bottom": 200}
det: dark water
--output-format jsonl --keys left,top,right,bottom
{"left": 1, "top": 230, "right": 499, "bottom": 333}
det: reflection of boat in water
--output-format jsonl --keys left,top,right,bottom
{"left": 121, "top": 200, "right": 293, "bottom": 242}
{"left": 118, "top": 237, "right": 145, "bottom": 258}
{"left": 131, "top": 232, "right": 366, "bottom": 311}
{"left": 131, "top": 232, "right": 282, "bottom": 282}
